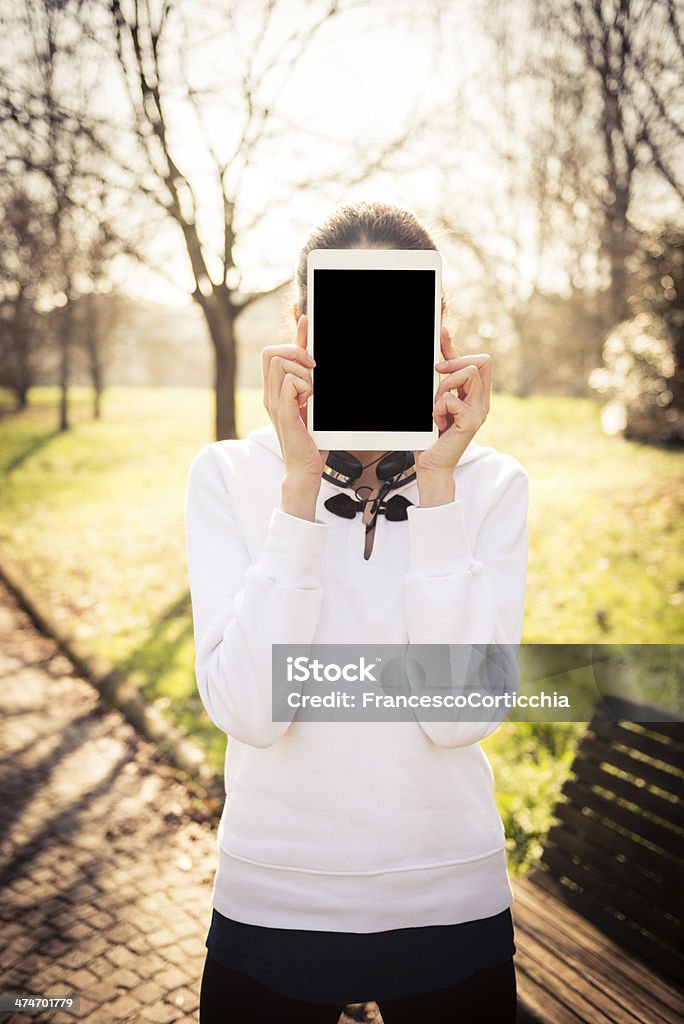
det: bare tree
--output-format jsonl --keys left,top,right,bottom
{"left": 96, "top": 0, "right": 450, "bottom": 439}
{"left": 434, "top": 2, "right": 586, "bottom": 396}
{"left": 0, "top": 0, "right": 116, "bottom": 429}
{"left": 439, "top": 0, "right": 683, "bottom": 398}
{"left": 73, "top": 221, "right": 125, "bottom": 419}
{"left": 0, "top": 180, "right": 54, "bottom": 408}
{"left": 526, "top": 0, "right": 684, "bottom": 324}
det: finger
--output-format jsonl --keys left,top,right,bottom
{"left": 439, "top": 324, "right": 461, "bottom": 363}
{"left": 435, "top": 364, "right": 481, "bottom": 402}
{"left": 436, "top": 352, "right": 492, "bottom": 371}
{"left": 294, "top": 314, "right": 309, "bottom": 353}
{"left": 280, "top": 372, "right": 312, "bottom": 425}
{"left": 433, "top": 390, "right": 464, "bottom": 433}
{"left": 433, "top": 391, "right": 475, "bottom": 431}
{"left": 262, "top": 335, "right": 315, "bottom": 380}
{"left": 436, "top": 353, "right": 492, "bottom": 413}
{"left": 433, "top": 391, "right": 451, "bottom": 433}
{"left": 269, "top": 355, "right": 313, "bottom": 422}
{"left": 262, "top": 338, "right": 315, "bottom": 414}
{"left": 477, "top": 359, "right": 492, "bottom": 415}
{"left": 482, "top": 360, "right": 492, "bottom": 415}
{"left": 458, "top": 364, "right": 484, "bottom": 407}
{"left": 270, "top": 355, "right": 313, "bottom": 385}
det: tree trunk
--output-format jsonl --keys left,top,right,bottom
{"left": 513, "top": 308, "right": 532, "bottom": 398}
{"left": 215, "top": 333, "right": 237, "bottom": 441}
{"left": 91, "top": 334, "right": 103, "bottom": 420}
{"left": 197, "top": 289, "right": 238, "bottom": 441}
{"left": 92, "top": 357, "right": 102, "bottom": 419}
{"left": 603, "top": 186, "right": 632, "bottom": 326}
{"left": 598, "top": 65, "right": 633, "bottom": 327}
{"left": 58, "top": 303, "right": 70, "bottom": 433}
{"left": 669, "top": 312, "right": 684, "bottom": 445}
{"left": 15, "top": 317, "right": 32, "bottom": 410}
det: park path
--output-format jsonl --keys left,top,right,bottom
{"left": 0, "top": 580, "right": 377, "bottom": 1024}
{"left": 0, "top": 578, "right": 219, "bottom": 1023}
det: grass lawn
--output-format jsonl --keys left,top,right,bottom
{"left": 1, "top": 385, "right": 682, "bottom": 874}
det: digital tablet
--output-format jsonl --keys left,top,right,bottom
{"left": 306, "top": 248, "right": 442, "bottom": 451}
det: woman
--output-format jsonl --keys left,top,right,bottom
{"left": 185, "top": 201, "right": 529, "bottom": 1022}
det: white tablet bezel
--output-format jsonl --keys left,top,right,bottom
{"left": 306, "top": 248, "right": 441, "bottom": 451}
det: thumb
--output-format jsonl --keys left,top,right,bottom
{"left": 295, "top": 314, "right": 308, "bottom": 350}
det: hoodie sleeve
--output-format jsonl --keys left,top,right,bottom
{"left": 185, "top": 444, "right": 329, "bottom": 748}
{"left": 403, "top": 462, "right": 529, "bottom": 748}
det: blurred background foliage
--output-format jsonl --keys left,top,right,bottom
{"left": 1, "top": 0, "right": 682, "bottom": 873}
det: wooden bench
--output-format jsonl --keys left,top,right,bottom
{"left": 511, "top": 696, "right": 684, "bottom": 1024}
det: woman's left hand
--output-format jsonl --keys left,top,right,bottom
{"left": 414, "top": 325, "right": 492, "bottom": 479}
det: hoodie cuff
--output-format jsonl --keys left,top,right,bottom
{"left": 406, "top": 500, "right": 476, "bottom": 576}
{"left": 254, "top": 507, "right": 329, "bottom": 589}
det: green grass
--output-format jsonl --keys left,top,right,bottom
{"left": 1, "top": 385, "right": 682, "bottom": 874}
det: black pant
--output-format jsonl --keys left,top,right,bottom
{"left": 199, "top": 950, "right": 517, "bottom": 1023}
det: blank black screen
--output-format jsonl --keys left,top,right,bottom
{"left": 312, "top": 268, "right": 436, "bottom": 431}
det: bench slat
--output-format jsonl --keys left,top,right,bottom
{"left": 514, "top": 709, "right": 684, "bottom": 1022}
{"left": 579, "top": 736, "right": 684, "bottom": 800}
{"left": 512, "top": 876, "right": 684, "bottom": 1023}
{"left": 539, "top": 844, "right": 683, "bottom": 948}
{"left": 528, "top": 866, "right": 684, "bottom": 988}
{"left": 595, "top": 696, "right": 684, "bottom": 734}
{"left": 559, "top": 779, "right": 683, "bottom": 858}
{"left": 591, "top": 715, "right": 684, "bottom": 744}
{"left": 548, "top": 802, "right": 678, "bottom": 882}
{"left": 589, "top": 721, "right": 684, "bottom": 768}
{"left": 571, "top": 757, "right": 684, "bottom": 825}
{"left": 515, "top": 963, "right": 587, "bottom": 1024}
{"left": 513, "top": 899, "right": 676, "bottom": 1024}
{"left": 539, "top": 824, "right": 684, "bottom": 920}
{"left": 515, "top": 932, "right": 629, "bottom": 1024}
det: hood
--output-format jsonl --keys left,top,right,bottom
{"left": 246, "top": 422, "right": 490, "bottom": 466}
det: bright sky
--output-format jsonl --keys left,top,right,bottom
{"left": 8, "top": 0, "right": 677, "bottom": 312}
{"left": 94, "top": 0, "right": 556, "bottom": 309}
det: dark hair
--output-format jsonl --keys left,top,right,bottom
{"left": 294, "top": 200, "right": 446, "bottom": 317}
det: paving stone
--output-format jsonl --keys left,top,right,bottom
{"left": 79, "top": 935, "right": 110, "bottom": 964}
{"left": 89, "top": 908, "right": 115, "bottom": 930}
{"left": 167, "top": 986, "right": 198, "bottom": 1010}
{"left": 10, "top": 934, "right": 35, "bottom": 955}
{"left": 0, "top": 920, "right": 24, "bottom": 944}
{"left": 112, "top": 968, "right": 143, "bottom": 991}
{"left": 160, "top": 943, "right": 200, "bottom": 969}
{"left": 66, "top": 967, "right": 99, "bottom": 991}
{"left": 65, "top": 921, "right": 95, "bottom": 942}
{"left": 146, "top": 928, "right": 177, "bottom": 949}
{"left": 126, "top": 931, "right": 154, "bottom": 955}
{"left": 178, "top": 937, "right": 204, "bottom": 959}
{"left": 0, "top": 583, "right": 220, "bottom": 1024}
{"left": 106, "top": 994, "right": 142, "bottom": 1020}
{"left": 140, "top": 1001, "right": 182, "bottom": 1023}
{"left": 128, "top": 979, "right": 166, "bottom": 1006}
{"left": 107, "top": 921, "right": 140, "bottom": 945}
{"left": 83, "top": 979, "right": 121, "bottom": 1004}
{"left": 153, "top": 966, "right": 191, "bottom": 992}
{"left": 59, "top": 948, "right": 96, "bottom": 970}
{"left": 103, "top": 944, "right": 134, "bottom": 969}
{"left": 68, "top": 996, "right": 99, "bottom": 1019}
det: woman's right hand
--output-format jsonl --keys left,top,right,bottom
{"left": 262, "top": 314, "right": 328, "bottom": 486}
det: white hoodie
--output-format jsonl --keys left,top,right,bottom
{"left": 185, "top": 422, "right": 529, "bottom": 932}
